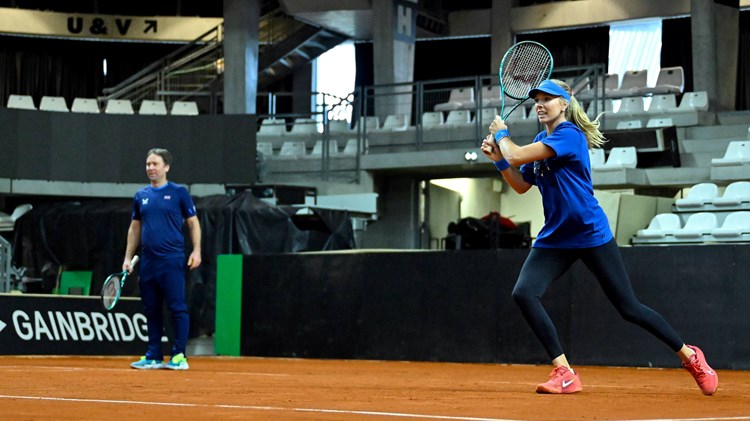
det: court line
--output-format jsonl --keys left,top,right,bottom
{"left": 0, "top": 365, "right": 290, "bottom": 376}
{"left": 2, "top": 394, "right": 749, "bottom": 421}
{"left": 0, "top": 394, "right": 516, "bottom": 421}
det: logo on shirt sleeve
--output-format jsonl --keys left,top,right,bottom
{"left": 141, "top": 198, "right": 149, "bottom": 205}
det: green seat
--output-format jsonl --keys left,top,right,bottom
{"left": 58, "top": 271, "right": 93, "bottom": 296}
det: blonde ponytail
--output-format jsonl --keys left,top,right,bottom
{"left": 550, "top": 79, "right": 607, "bottom": 149}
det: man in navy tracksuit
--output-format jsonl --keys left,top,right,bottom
{"left": 124, "top": 148, "right": 202, "bottom": 370}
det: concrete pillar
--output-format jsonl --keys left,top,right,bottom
{"left": 372, "top": 0, "right": 417, "bottom": 124}
{"left": 691, "top": 0, "right": 738, "bottom": 112}
{"left": 223, "top": 0, "right": 260, "bottom": 114}
{"left": 490, "top": 0, "right": 514, "bottom": 76}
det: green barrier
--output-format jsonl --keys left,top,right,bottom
{"left": 214, "top": 254, "right": 243, "bottom": 356}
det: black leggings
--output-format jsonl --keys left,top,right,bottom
{"left": 511, "top": 239, "right": 684, "bottom": 360}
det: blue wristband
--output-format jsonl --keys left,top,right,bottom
{"left": 494, "top": 129, "right": 510, "bottom": 142}
{"left": 494, "top": 159, "right": 510, "bottom": 171}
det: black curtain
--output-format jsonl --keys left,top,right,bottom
{"left": 661, "top": 17, "right": 694, "bottom": 94}
{"left": 517, "top": 26, "right": 610, "bottom": 70}
{"left": 737, "top": 10, "right": 750, "bottom": 110}
{"left": 0, "top": 35, "right": 178, "bottom": 108}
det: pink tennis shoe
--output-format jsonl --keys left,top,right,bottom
{"left": 536, "top": 366, "right": 582, "bottom": 394}
{"left": 683, "top": 345, "right": 718, "bottom": 395}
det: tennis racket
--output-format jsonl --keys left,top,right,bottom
{"left": 101, "top": 255, "right": 139, "bottom": 311}
{"left": 498, "top": 41, "right": 554, "bottom": 120}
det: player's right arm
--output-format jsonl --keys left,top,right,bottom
{"left": 124, "top": 220, "right": 141, "bottom": 272}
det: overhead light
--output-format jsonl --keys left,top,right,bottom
{"left": 464, "top": 151, "right": 478, "bottom": 162}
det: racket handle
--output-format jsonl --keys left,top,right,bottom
{"left": 130, "top": 255, "right": 139, "bottom": 267}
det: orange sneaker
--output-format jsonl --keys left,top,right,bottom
{"left": 683, "top": 345, "right": 718, "bottom": 395}
{"left": 536, "top": 366, "right": 582, "bottom": 394}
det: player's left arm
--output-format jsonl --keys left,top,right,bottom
{"left": 186, "top": 215, "right": 202, "bottom": 270}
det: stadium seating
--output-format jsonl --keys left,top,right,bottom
{"left": 309, "top": 140, "right": 339, "bottom": 158}
{"left": 374, "top": 114, "right": 410, "bottom": 132}
{"left": 256, "top": 141, "right": 274, "bottom": 158}
{"left": 258, "top": 118, "right": 287, "bottom": 136}
{"left": 646, "top": 117, "right": 674, "bottom": 128}
{"left": 673, "top": 212, "right": 718, "bottom": 240}
{"left": 711, "top": 141, "right": 750, "bottom": 166}
{"left": 71, "top": 98, "right": 100, "bottom": 113}
{"left": 639, "top": 66, "right": 685, "bottom": 96}
{"left": 646, "top": 94, "right": 678, "bottom": 114}
{"left": 138, "top": 100, "right": 168, "bottom": 115}
{"left": 674, "top": 182, "right": 718, "bottom": 209}
{"left": 594, "top": 147, "right": 638, "bottom": 171}
{"left": 444, "top": 110, "right": 471, "bottom": 126}
{"left": 614, "top": 69, "right": 648, "bottom": 97}
{"left": 422, "top": 111, "right": 444, "bottom": 128}
{"left": 170, "top": 100, "right": 199, "bottom": 115}
{"left": 278, "top": 141, "right": 307, "bottom": 158}
{"left": 434, "top": 87, "right": 475, "bottom": 112}
{"left": 711, "top": 211, "right": 750, "bottom": 240}
{"left": 39, "top": 96, "right": 69, "bottom": 112}
{"left": 7, "top": 94, "right": 36, "bottom": 110}
{"left": 713, "top": 181, "right": 750, "bottom": 207}
{"left": 634, "top": 213, "right": 682, "bottom": 240}
{"left": 589, "top": 148, "right": 605, "bottom": 169}
{"left": 104, "top": 99, "right": 134, "bottom": 115}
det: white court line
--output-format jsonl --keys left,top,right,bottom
{"left": 0, "top": 395, "right": 514, "bottom": 421}
{"left": 1, "top": 395, "right": 749, "bottom": 421}
{"left": 0, "top": 365, "right": 290, "bottom": 377}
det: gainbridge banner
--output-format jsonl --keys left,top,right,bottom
{"left": 0, "top": 294, "right": 163, "bottom": 355}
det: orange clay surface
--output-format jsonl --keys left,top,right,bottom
{"left": 0, "top": 356, "right": 748, "bottom": 420}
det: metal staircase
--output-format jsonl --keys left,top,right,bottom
{"left": 101, "top": 6, "right": 347, "bottom": 113}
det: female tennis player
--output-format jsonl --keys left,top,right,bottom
{"left": 480, "top": 79, "right": 718, "bottom": 395}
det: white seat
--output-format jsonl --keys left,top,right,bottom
{"left": 170, "top": 101, "right": 199, "bottom": 115}
{"left": 434, "top": 87, "right": 475, "bottom": 112}
{"left": 342, "top": 138, "right": 367, "bottom": 155}
{"left": 673, "top": 212, "right": 718, "bottom": 239}
{"left": 480, "top": 85, "right": 501, "bottom": 108}
{"left": 289, "top": 118, "right": 318, "bottom": 135}
{"left": 422, "top": 111, "right": 444, "bottom": 128}
{"left": 138, "top": 100, "right": 168, "bottom": 115}
{"left": 356, "top": 116, "right": 380, "bottom": 133}
{"left": 309, "top": 140, "right": 339, "bottom": 157}
{"left": 595, "top": 147, "right": 637, "bottom": 171}
{"left": 616, "top": 120, "right": 643, "bottom": 130}
{"left": 39, "top": 96, "right": 69, "bottom": 112}
{"left": 589, "top": 148, "right": 605, "bottom": 169}
{"left": 476, "top": 107, "right": 499, "bottom": 127}
{"left": 104, "top": 99, "right": 134, "bottom": 115}
{"left": 258, "top": 118, "right": 287, "bottom": 136}
{"left": 603, "top": 73, "right": 620, "bottom": 97}
{"left": 328, "top": 119, "right": 351, "bottom": 134}
{"left": 636, "top": 213, "right": 682, "bottom": 239}
{"left": 256, "top": 141, "right": 274, "bottom": 157}
{"left": 10, "top": 204, "right": 33, "bottom": 223}
{"left": 711, "top": 141, "right": 750, "bottom": 167}
{"left": 444, "top": 109, "right": 471, "bottom": 126}
{"left": 615, "top": 69, "right": 648, "bottom": 97}
{"left": 376, "top": 114, "right": 410, "bottom": 132}
{"left": 713, "top": 181, "right": 750, "bottom": 207}
{"left": 646, "top": 117, "right": 674, "bottom": 128}
{"left": 639, "top": 66, "right": 684, "bottom": 96}
{"left": 677, "top": 91, "right": 709, "bottom": 112}
{"left": 7, "top": 94, "right": 36, "bottom": 110}
{"left": 278, "top": 141, "right": 307, "bottom": 158}
{"left": 71, "top": 98, "right": 100, "bottom": 113}
{"left": 646, "top": 94, "right": 678, "bottom": 114}
{"left": 712, "top": 211, "right": 750, "bottom": 238}
{"left": 675, "top": 182, "right": 719, "bottom": 208}
{"left": 617, "top": 96, "right": 645, "bottom": 116}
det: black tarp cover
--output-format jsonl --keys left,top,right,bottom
{"left": 13, "top": 192, "right": 355, "bottom": 337}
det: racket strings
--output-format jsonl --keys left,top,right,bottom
{"left": 501, "top": 44, "right": 553, "bottom": 99}
{"left": 101, "top": 275, "right": 122, "bottom": 308}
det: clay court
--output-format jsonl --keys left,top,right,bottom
{"left": 1, "top": 356, "right": 748, "bottom": 420}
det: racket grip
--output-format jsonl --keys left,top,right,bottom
{"left": 130, "top": 255, "right": 139, "bottom": 267}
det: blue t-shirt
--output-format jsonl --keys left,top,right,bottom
{"left": 519, "top": 121, "right": 612, "bottom": 248}
{"left": 131, "top": 181, "right": 197, "bottom": 258}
